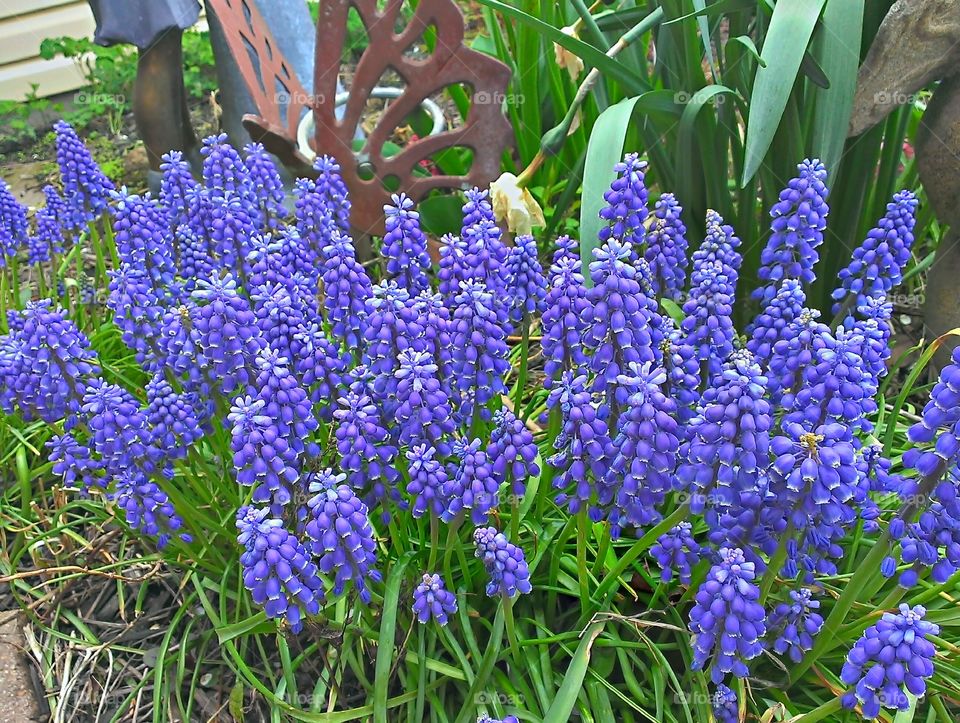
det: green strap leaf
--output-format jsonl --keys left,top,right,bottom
{"left": 373, "top": 551, "right": 415, "bottom": 723}
{"left": 811, "top": 0, "right": 864, "bottom": 177}
{"left": 742, "top": 0, "right": 828, "bottom": 185}
{"left": 579, "top": 91, "right": 681, "bottom": 283}
{"left": 542, "top": 622, "right": 605, "bottom": 721}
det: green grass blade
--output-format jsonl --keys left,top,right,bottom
{"left": 542, "top": 622, "right": 605, "bottom": 721}
{"left": 374, "top": 551, "right": 415, "bottom": 723}
{"left": 742, "top": 0, "right": 828, "bottom": 185}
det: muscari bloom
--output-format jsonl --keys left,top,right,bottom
{"left": 107, "top": 263, "right": 166, "bottom": 366}
{"left": 253, "top": 348, "right": 319, "bottom": 458}
{"left": 295, "top": 321, "right": 348, "bottom": 419}
{"left": 442, "top": 438, "right": 500, "bottom": 524}
{"left": 145, "top": 373, "right": 203, "bottom": 460}
{"left": 313, "top": 155, "right": 351, "bottom": 234}
{"left": 747, "top": 279, "right": 806, "bottom": 368}
{"left": 474, "top": 526, "right": 532, "bottom": 598}
{"left": 769, "top": 588, "right": 824, "bottom": 663}
{"left": 689, "top": 547, "right": 766, "bottom": 683}
{"left": 244, "top": 142, "right": 286, "bottom": 224}
{"left": 711, "top": 684, "right": 738, "bottom": 723}
{"left": 505, "top": 234, "right": 547, "bottom": 325}
{"left": 450, "top": 280, "right": 511, "bottom": 423}
{"left": 541, "top": 254, "right": 589, "bottom": 389}
{"left": 840, "top": 604, "right": 938, "bottom": 719}
{"left": 548, "top": 369, "right": 613, "bottom": 520}
{"left": 599, "top": 153, "right": 648, "bottom": 250}
{"left": 767, "top": 308, "right": 830, "bottom": 403}
{"left": 753, "top": 159, "right": 829, "bottom": 306}
{"left": 487, "top": 408, "right": 539, "bottom": 497}
{"left": 111, "top": 467, "right": 191, "bottom": 548}
{"left": 48, "top": 432, "right": 101, "bottom": 494}
{"left": 0, "top": 178, "right": 28, "bottom": 262}
{"left": 650, "top": 521, "right": 701, "bottom": 584}
{"left": 643, "top": 192, "right": 688, "bottom": 301}
{"left": 680, "top": 258, "right": 736, "bottom": 379}
{"left": 236, "top": 506, "right": 324, "bottom": 633}
{"left": 833, "top": 190, "right": 918, "bottom": 314}
{"left": 304, "top": 469, "right": 383, "bottom": 603}
{"left": 333, "top": 388, "right": 402, "bottom": 522}
{"left": 608, "top": 362, "right": 680, "bottom": 535}
{"left": 159, "top": 150, "right": 197, "bottom": 229}
{"left": 394, "top": 347, "right": 455, "bottom": 456}
{"left": 53, "top": 120, "right": 114, "bottom": 226}
{"left": 228, "top": 395, "right": 300, "bottom": 512}
{"left": 691, "top": 209, "right": 742, "bottom": 276}
{"left": 460, "top": 188, "right": 509, "bottom": 294}
{"left": 110, "top": 189, "right": 176, "bottom": 286}
{"left": 81, "top": 377, "right": 156, "bottom": 473}
{"left": 406, "top": 443, "right": 449, "bottom": 519}
{"left": 363, "top": 281, "right": 423, "bottom": 404}
{"left": 322, "top": 231, "right": 372, "bottom": 352}
{"left": 437, "top": 232, "right": 468, "bottom": 307}
{"left": 412, "top": 573, "right": 458, "bottom": 625}
{"left": 201, "top": 133, "right": 256, "bottom": 206}
{"left": 382, "top": 192, "right": 432, "bottom": 295}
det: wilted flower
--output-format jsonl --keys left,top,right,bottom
{"left": 489, "top": 172, "right": 545, "bottom": 235}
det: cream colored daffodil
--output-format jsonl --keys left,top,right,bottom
{"left": 489, "top": 172, "right": 545, "bottom": 236}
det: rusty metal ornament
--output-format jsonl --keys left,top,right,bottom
{"left": 312, "top": 0, "right": 513, "bottom": 234}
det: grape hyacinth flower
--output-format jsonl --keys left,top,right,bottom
{"left": 110, "top": 189, "right": 176, "bottom": 286}
{"left": 81, "top": 377, "right": 156, "bottom": 473}
{"left": 486, "top": 409, "right": 539, "bottom": 497}
{"left": 244, "top": 142, "right": 286, "bottom": 224}
{"left": 769, "top": 588, "right": 824, "bottom": 663}
{"left": 48, "top": 432, "right": 101, "bottom": 494}
{"left": 107, "top": 263, "right": 166, "bottom": 365}
{"left": 460, "top": 188, "right": 509, "bottom": 295}
{"left": 504, "top": 234, "right": 547, "bottom": 324}
{"left": 111, "top": 468, "right": 191, "bottom": 548}
{"left": 689, "top": 547, "right": 766, "bottom": 683}
{"left": 840, "top": 604, "right": 938, "bottom": 719}
{"left": 681, "top": 259, "right": 736, "bottom": 378}
{"left": 253, "top": 349, "right": 319, "bottom": 457}
{"left": 598, "top": 153, "right": 648, "bottom": 250}
{"left": 201, "top": 133, "right": 256, "bottom": 206}
{"left": 691, "top": 209, "right": 742, "bottom": 276}
{"left": 295, "top": 321, "right": 348, "bottom": 418}
{"left": 333, "top": 389, "right": 402, "bottom": 521}
{"left": 236, "top": 506, "right": 324, "bottom": 633}
{"left": 548, "top": 369, "right": 613, "bottom": 520}
{"left": 450, "top": 280, "right": 511, "bottom": 423}
{"left": 395, "top": 348, "right": 456, "bottom": 456}
{"left": 304, "top": 469, "right": 382, "bottom": 603}
{"left": 443, "top": 438, "right": 500, "bottom": 524}
{"left": 159, "top": 150, "right": 197, "bottom": 229}
{"left": 608, "top": 362, "right": 680, "bottom": 534}
{"left": 833, "top": 190, "right": 918, "bottom": 314}
{"left": 753, "top": 159, "right": 829, "bottom": 306}
{"left": 313, "top": 155, "right": 352, "bottom": 234}
{"left": 643, "top": 192, "right": 688, "bottom": 301}
{"left": 228, "top": 395, "right": 299, "bottom": 511}
{"left": 0, "top": 301, "right": 98, "bottom": 423}
{"left": 251, "top": 283, "right": 307, "bottom": 365}
{"left": 659, "top": 318, "right": 701, "bottom": 424}
{"left": 363, "top": 281, "right": 424, "bottom": 403}
{"left": 649, "top": 522, "right": 700, "bottom": 584}
{"left": 412, "top": 291, "right": 455, "bottom": 397}
{"left": 382, "top": 193, "right": 432, "bottom": 295}
{"left": 412, "top": 573, "right": 458, "bottom": 625}
{"left": 477, "top": 717, "right": 519, "bottom": 723}
{"left": 767, "top": 308, "right": 830, "bottom": 403}
{"left": 145, "top": 373, "right": 203, "bottom": 460}
{"left": 406, "top": 443, "right": 449, "bottom": 519}
{"left": 190, "top": 274, "right": 264, "bottom": 396}
{"left": 473, "top": 526, "right": 532, "bottom": 598}
{"left": 321, "top": 232, "right": 373, "bottom": 352}
{"left": 541, "top": 254, "right": 589, "bottom": 389}
{"left": 53, "top": 120, "right": 114, "bottom": 226}
{"left": 0, "top": 178, "right": 28, "bottom": 262}
{"left": 711, "top": 684, "right": 738, "bottom": 723}
{"left": 437, "top": 233, "right": 468, "bottom": 307}
{"left": 583, "top": 237, "right": 656, "bottom": 414}
{"left": 747, "top": 279, "right": 805, "bottom": 367}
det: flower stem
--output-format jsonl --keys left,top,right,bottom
{"left": 760, "top": 521, "right": 795, "bottom": 604}
{"left": 501, "top": 593, "right": 523, "bottom": 669}
{"left": 513, "top": 318, "right": 531, "bottom": 419}
{"left": 577, "top": 508, "right": 591, "bottom": 615}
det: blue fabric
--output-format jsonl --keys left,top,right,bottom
{"left": 87, "top": 0, "right": 201, "bottom": 49}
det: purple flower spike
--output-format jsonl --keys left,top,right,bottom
{"left": 200, "top": 133, "right": 256, "bottom": 206}
{"left": 644, "top": 192, "right": 688, "bottom": 301}
{"left": 487, "top": 409, "right": 539, "bottom": 497}
{"left": 0, "top": 300, "right": 97, "bottom": 423}
{"left": 608, "top": 362, "right": 680, "bottom": 535}
{"left": 254, "top": 348, "right": 319, "bottom": 457}
{"left": 244, "top": 142, "right": 286, "bottom": 225}
{"left": 689, "top": 547, "right": 766, "bottom": 683}
{"left": 236, "top": 506, "right": 324, "bottom": 633}
{"left": 81, "top": 377, "right": 156, "bottom": 473}
{"left": 406, "top": 444, "right": 449, "bottom": 519}
{"left": 766, "top": 308, "right": 830, "bottom": 403}
{"left": 548, "top": 369, "right": 613, "bottom": 521}
{"left": 395, "top": 347, "right": 456, "bottom": 457}
{"left": 650, "top": 522, "right": 700, "bottom": 584}
{"left": 754, "top": 159, "right": 830, "bottom": 305}
{"left": 333, "top": 389, "right": 402, "bottom": 521}
{"left": 0, "top": 178, "right": 28, "bottom": 262}
{"left": 313, "top": 155, "right": 352, "bottom": 234}
{"left": 159, "top": 150, "right": 197, "bottom": 229}
{"left": 53, "top": 120, "right": 115, "bottom": 226}
{"left": 478, "top": 716, "right": 519, "bottom": 723}
{"left": 680, "top": 259, "right": 736, "bottom": 377}
{"left": 443, "top": 438, "right": 500, "bottom": 524}
{"left": 383, "top": 192, "right": 432, "bottom": 295}
{"left": 48, "top": 432, "right": 101, "bottom": 494}
{"left": 450, "top": 280, "right": 511, "bottom": 423}
{"left": 833, "top": 190, "right": 918, "bottom": 314}
{"left": 541, "top": 255, "right": 589, "bottom": 389}
{"left": 145, "top": 373, "right": 203, "bottom": 460}
{"left": 711, "top": 684, "right": 738, "bottom": 723}
{"left": 599, "top": 153, "right": 649, "bottom": 250}
{"left": 840, "top": 604, "right": 938, "bottom": 719}
{"left": 228, "top": 395, "right": 299, "bottom": 512}
{"left": 111, "top": 468, "right": 191, "bottom": 548}
{"left": 473, "top": 526, "right": 532, "bottom": 598}
{"left": 438, "top": 233, "right": 468, "bottom": 308}
{"left": 460, "top": 188, "right": 509, "bottom": 297}
{"left": 505, "top": 234, "right": 547, "bottom": 324}
{"left": 692, "top": 209, "right": 742, "bottom": 277}
{"left": 295, "top": 322, "right": 348, "bottom": 418}
{"left": 769, "top": 588, "right": 824, "bottom": 663}
{"left": 304, "top": 469, "right": 383, "bottom": 603}
{"left": 321, "top": 231, "right": 372, "bottom": 352}
{"left": 412, "top": 573, "right": 458, "bottom": 625}
{"left": 110, "top": 189, "right": 176, "bottom": 286}
{"left": 747, "top": 279, "right": 806, "bottom": 367}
